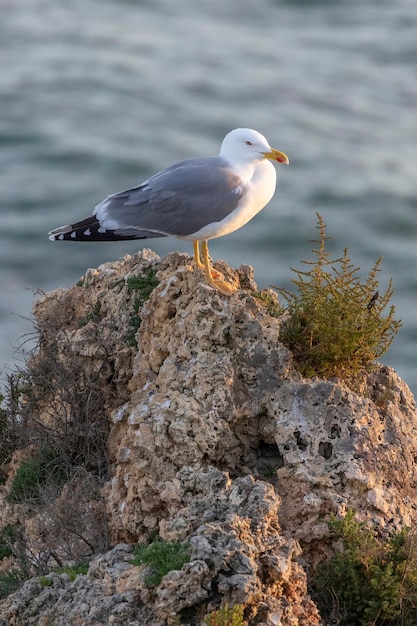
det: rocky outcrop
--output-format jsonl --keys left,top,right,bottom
{"left": 0, "top": 250, "right": 416, "bottom": 625}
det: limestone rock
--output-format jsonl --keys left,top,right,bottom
{"left": 0, "top": 250, "right": 416, "bottom": 625}
{"left": 106, "top": 252, "right": 417, "bottom": 560}
{"left": 0, "top": 545, "right": 152, "bottom": 626}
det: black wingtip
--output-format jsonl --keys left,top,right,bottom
{"left": 48, "top": 216, "right": 159, "bottom": 242}
{"left": 48, "top": 217, "right": 105, "bottom": 241}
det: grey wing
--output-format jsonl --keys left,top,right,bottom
{"left": 94, "top": 156, "right": 244, "bottom": 237}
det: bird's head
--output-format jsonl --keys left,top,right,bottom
{"left": 220, "top": 128, "right": 289, "bottom": 165}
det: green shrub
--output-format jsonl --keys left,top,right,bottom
{"left": 132, "top": 540, "right": 190, "bottom": 587}
{"left": 8, "top": 447, "right": 67, "bottom": 503}
{"left": 126, "top": 268, "right": 159, "bottom": 346}
{"left": 278, "top": 214, "right": 401, "bottom": 383}
{"left": 0, "top": 524, "right": 18, "bottom": 560}
{"left": 0, "top": 569, "right": 27, "bottom": 600}
{"left": 0, "top": 541, "right": 12, "bottom": 561}
{"left": 77, "top": 300, "right": 102, "bottom": 327}
{"left": 56, "top": 562, "right": 89, "bottom": 581}
{"left": 312, "top": 510, "right": 417, "bottom": 625}
{"left": 203, "top": 603, "right": 247, "bottom": 626}
{"left": 0, "top": 373, "right": 23, "bottom": 467}
{"left": 252, "top": 290, "right": 282, "bottom": 318}
{"left": 13, "top": 335, "right": 111, "bottom": 482}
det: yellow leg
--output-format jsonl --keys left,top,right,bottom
{"left": 193, "top": 240, "right": 222, "bottom": 279}
{"left": 193, "top": 240, "right": 204, "bottom": 269}
{"left": 201, "top": 240, "right": 236, "bottom": 295}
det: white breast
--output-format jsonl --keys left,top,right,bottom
{"left": 181, "top": 159, "right": 277, "bottom": 241}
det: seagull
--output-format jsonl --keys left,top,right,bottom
{"left": 49, "top": 128, "right": 289, "bottom": 295}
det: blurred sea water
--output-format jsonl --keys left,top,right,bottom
{"left": 1, "top": 0, "right": 416, "bottom": 396}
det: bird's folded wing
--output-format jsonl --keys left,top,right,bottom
{"left": 94, "top": 156, "right": 245, "bottom": 237}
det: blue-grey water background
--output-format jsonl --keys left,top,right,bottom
{"left": 1, "top": 0, "right": 417, "bottom": 397}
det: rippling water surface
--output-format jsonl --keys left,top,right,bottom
{"left": 1, "top": 0, "right": 417, "bottom": 395}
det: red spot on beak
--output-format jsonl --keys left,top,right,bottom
{"left": 276, "top": 154, "right": 288, "bottom": 164}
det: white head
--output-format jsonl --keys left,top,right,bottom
{"left": 220, "top": 128, "right": 289, "bottom": 165}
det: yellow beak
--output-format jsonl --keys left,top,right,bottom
{"left": 262, "top": 148, "right": 289, "bottom": 165}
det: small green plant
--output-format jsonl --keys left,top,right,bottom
{"left": 0, "top": 569, "right": 27, "bottom": 600}
{"left": 132, "top": 540, "right": 190, "bottom": 587}
{"left": 278, "top": 214, "right": 401, "bottom": 383}
{"left": 312, "top": 510, "right": 417, "bottom": 625}
{"left": 252, "top": 290, "right": 282, "bottom": 318}
{"left": 0, "top": 524, "right": 18, "bottom": 561}
{"left": 261, "top": 463, "right": 280, "bottom": 478}
{"left": 8, "top": 447, "right": 67, "bottom": 503}
{"left": 126, "top": 268, "right": 159, "bottom": 346}
{"left": 39, "top": 576, "right": 53, "bottom": 587}
{"left": 56, "top": 562, "right": 89, "bottom": 581}
{"left": 203, "top": 603, "right": 247, "bottom": 626}
{"left": 0, "top": 540, "right": 12, "bottom": 561}
{"left": 77, "top": 300, "right": 102, "bottom": 327}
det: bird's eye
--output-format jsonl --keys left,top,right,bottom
{"left": 245, "top": 140, "right": 253, "bottom": 146}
